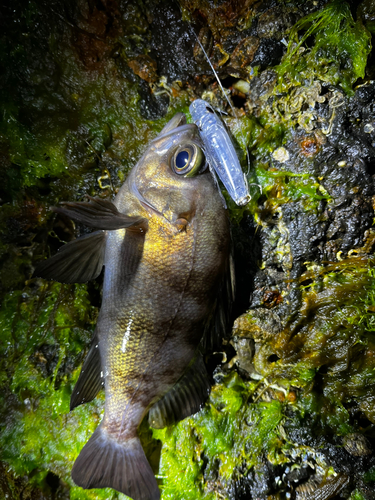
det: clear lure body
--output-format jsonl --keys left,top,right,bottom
{"left": 189, "top": 99, "right": 251, "bottom": 206}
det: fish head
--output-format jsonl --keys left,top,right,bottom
{"left": 121, "top": 112, "right": 223, "bottom": 227}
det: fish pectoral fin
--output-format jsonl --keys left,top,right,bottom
{"left": 148, "top": 353, "right": 210, "bottom": 429}
{"left": 72, "top": 426, "right": 160, "bottom": 500}
{"left": 33, "top": 230, "right": 107, "bottom": 283}
{"left": 70, "top": 334, "right": 103, "bottom": 411}
{"left": 53, "top": 196, "right": 148, "bottom": 231}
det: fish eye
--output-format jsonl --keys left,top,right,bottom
{"left": 176, "top": 150, "right": 190, "bottom": 169}
{"left": 171, "top": 142, "right": 205, "bottom": 177}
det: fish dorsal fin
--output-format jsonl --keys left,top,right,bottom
{"left": 158, "top": 112, "right": 186, "bottom": 135}
{"left": 148, "top": 352, "right": 210, "bottom": 429}
{"left": 53, "top": 196, "right": 148, "bottom": 231}
{"left": 70, "top": 334, "right": 103, "bottom": 411}
{"left": 201, "top": 245, "right": 235, "bottom": 351}
{"left": 33, "top": 230, "right": 107, "bottom": 284}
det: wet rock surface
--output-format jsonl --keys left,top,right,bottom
{"left": 1, "top": 0, "right": 375, "bottom": 499}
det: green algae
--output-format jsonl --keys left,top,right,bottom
{"left": 0, "top": 73, "right": 154, "bottom": 192}
{"left": 0, "top": 111, "right": 68, "bottom": 188}
{"left": 248, "top": 256, "right": 375, "bottom": 430}
{"left": 222, "top": 255, "right": 375, "bottom": 495}
{"left": 222, "top": 112, "right": 330, "bottom": 225}
{"left": 255, "top": 167, "right": 329, "bottom": 212}
{"left": 227, "top": 114, "right": 287, "bottom": 161}
{"left": 364, "top": 466, "right": 375, "bottom": 482}
{"left": 0, "top": 284, "right": 95, "bottom": 472}
{"left": 350, "top": 491, "right": 368, "bottom": 500}
{"left": 276, "top": 0, "right": 371, "bottom": 95}
{"left": 152, "top": 371, "right": 284, "bottom": 499}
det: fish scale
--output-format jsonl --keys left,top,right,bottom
{"left": 100, "top": 218, "right": 198, "bottom": 439}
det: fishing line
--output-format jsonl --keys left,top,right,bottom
{"left": 190, "top": 26, "right": 251, "bottom": 176}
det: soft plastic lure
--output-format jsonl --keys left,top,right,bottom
{"left": 189, "top": 99, "right": 251, "bottom": 206}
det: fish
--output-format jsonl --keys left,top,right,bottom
{"left": 34, "top": 112, "right": 234, "bottom": 500}
{"left": 189, "top": 99, "right": 251, "bottom": 207}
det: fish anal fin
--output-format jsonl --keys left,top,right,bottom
{"left": 72, "top": 426, "right": 160, "bottom": 500}
{"left": 70, "top": 334, "right": 103, "bottom": 411}
{"left": 53, "top": 196, "right": 148, "bottom": 231}
{"left": 33, "top": 230, "right": 106, "bottom": 284}
{"left": 148, "top": 353, "right": 210, "bottom": 429}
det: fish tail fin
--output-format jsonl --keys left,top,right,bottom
{"left": 72, "top": 425, "right": 160, "bottom": 500}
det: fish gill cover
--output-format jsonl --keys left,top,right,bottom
{"left": 1, "top": 0, "right": 375, "bottom": 499}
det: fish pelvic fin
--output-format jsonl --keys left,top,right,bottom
{"left": 70, "top": 333, "right": 103, "bottom": 411}
{"left": 148, "top": 353, "right": 210, "bottom": 429}
{"left": 72, "top": 425, "right": 160, "bottom": 500}
{"left": 33, "top": 230, "right": 107, "bottom": 283}
{"left": 53, "top": 196, "right": 148, "bottom": 231}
